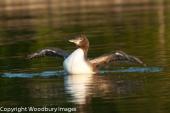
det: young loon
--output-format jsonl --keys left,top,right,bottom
{"left": 28, "top": 34, "right": 144, "bottom": 74}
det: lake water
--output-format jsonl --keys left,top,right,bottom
{"left": 0, "top": 1, "right": 170, "bottom": 113}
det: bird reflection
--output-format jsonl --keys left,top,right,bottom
{"left": 64, "top": 74, "right": 93, "bottom": 104}
{"left": 63, "top": 73, "right": 146, "bottom": 105}
{"left": 5, "top": 71, "right": 146, "bottom": 105}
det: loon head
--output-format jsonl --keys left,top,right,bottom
{"left": 69, "top": 34, "right": 89, "bottom": 48}
{"left": 69, "top": 34, "right": 89, "bottom": 56}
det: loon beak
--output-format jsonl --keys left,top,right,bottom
{"left": 69, "top": 39, "right": 76, "bottom": 43}
{"left": 69, "top": 39, "right": 81, "bottom": 45}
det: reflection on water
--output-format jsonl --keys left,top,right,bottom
{"left": 0, "top": 67, "right": 163, "bottom": 106}
{"left": 0, "top": 68, "right": 168, "bottom": 113}
{"left": 1, "top": 0, "right": 170, "bottom": 113}
{"left": 65, "top": 74, "right": 93, "bottom": 104}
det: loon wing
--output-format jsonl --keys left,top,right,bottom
{"left": 90, "top": 51, "right": 144, "bottom": 67}
{"left": 28, "top": 48, "right": 69, "bottom": 59}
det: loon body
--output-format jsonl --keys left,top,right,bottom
{"left": 28, "top": 34, "right": 144, "bottom": 74}
{"left": 63, "top": 48, "right": 94, "bottom": 74}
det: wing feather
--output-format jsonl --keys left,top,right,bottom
{"left": 28, "top": 48, "right": 69, "bottom": 59}
{"left": 90, "top": 51, "right": 144, "bottom": 67}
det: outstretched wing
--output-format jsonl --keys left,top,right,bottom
{"left": 28, "top": 48, "right": 69, "bottom": 59}
{"left": 90, "top": 51, "right": 144, "bottom": 67}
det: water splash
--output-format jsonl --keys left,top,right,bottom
{"left": 100, "top": 67, "right": 163, "bottom": 74}
{"left": 0, "top": 67, "right": 162, "bottom": 78}
{"left": 1, "top": 70, "right": 66, "bottom": 78}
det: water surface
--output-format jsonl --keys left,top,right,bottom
{"left": 0, "top": 1, "right": 170, "bottom": 113}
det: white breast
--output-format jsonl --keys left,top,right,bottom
{"left": 63, "top": 48, "right": 94, "bottom": 74}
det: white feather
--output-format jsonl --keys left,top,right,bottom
{"left": 63, "top": 48, "right": 94, "bottom": 74}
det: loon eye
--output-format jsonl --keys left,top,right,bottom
{"left": 78, "top": 37, "right": 83, "bottom": 41}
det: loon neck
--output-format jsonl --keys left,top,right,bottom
{"left": 79, "top": 45, "right": 89, "bottom": 59}
{"left": 80, "top": 38, "right": 89, "bottom": 59}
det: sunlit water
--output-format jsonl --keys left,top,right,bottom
{"left": 1, "top": 1, "right": 170, "bottom": 113}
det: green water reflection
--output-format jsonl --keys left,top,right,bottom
{"left": 0, "top": 1, "right": 170, "bottom": 113}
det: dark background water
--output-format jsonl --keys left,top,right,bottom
{"left": 0, "top": 0, "right": 170, "bottom": 113}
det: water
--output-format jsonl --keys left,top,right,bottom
{"left": 0, "top": 1, "right": 170, "bottom": 113}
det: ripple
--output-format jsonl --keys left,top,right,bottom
{"left": 0, "top": 70, "right": 66, "bottom": 78}
{"left": 101, "top": 67, "right": 163, "bottom": 73}
{"left": 0, "top": 67, "right": 162, "bottom": 78}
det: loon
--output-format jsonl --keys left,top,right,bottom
{"left": 28, "top": 34, "right": 144, "bottom": 74}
